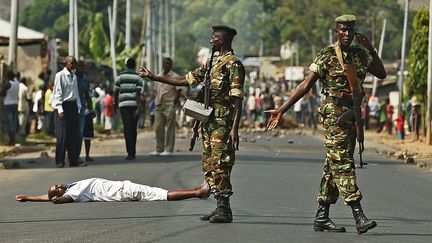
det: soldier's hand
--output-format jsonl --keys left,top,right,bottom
{"left": 139, "top": 67, "right": 155, "bottom": 80}
{"left": 355, "top": 33, "right": 374, "bottom": 52}
{"left": 229, "top": 129, "right": 239, "bottom": 151}
{"left": 265, "top": 110, "right": 282, "bottom": 131}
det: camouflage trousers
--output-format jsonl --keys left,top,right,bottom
{"left": 317, "top": 101, "right": 362, "bottom": 204}
{"left": 201, "top": 117, "right": 235, "bottom": 198}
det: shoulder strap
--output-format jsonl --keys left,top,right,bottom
{"left": 334, "top": 43, "right": 345, "bottom": 71}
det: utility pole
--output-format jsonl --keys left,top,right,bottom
{"left": 8, "top": 0, "right": 19, "bottom": 71}
{"left": 125, "top": 0, "right": 131, "bottom": 50}
{"left": 108, "top": 4, "right": 117, "bottom": 81}
{"left": 165, "top": 0, "right": 170, "bottom": 58}
{"left": 171, "top": 0, "right": 176, "bottom": 58}
{"left": 427, "top": 1, "right": 432, "bottom": 145}
{"left": 372, "top": 19, "right": 387, "bottom": 97}
{"left": 139, "top": 0, "right": 150, "bottom": 66}
{"left": 398, "top": 0, "right": 410, "bottom": 108}
{"left": 69, "top": 0, "right": 75, "bottom": 56}
{"left": 151, "top": 0, "right": 157, "bottom": 72}
{"left": 157, "top": 1, "right": 163, "bottom": 73}
{"left": 74, "top": 0, "right": 78, "bottom": 59}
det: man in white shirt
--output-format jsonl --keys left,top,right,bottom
{"left": 51, "top": 56, "right": 83, "bottom": 168}
{"left": 15, "top": 178, "right": 210, "bottom": 203}
{"left": 2, "top": 71, "right": 20, "bottom": 145}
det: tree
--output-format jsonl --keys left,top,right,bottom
{"left": 258, "top": 0, "right": 409, "bottom": 62}
{"left": 406, "top": 8, "right": 428, "bottom": 104}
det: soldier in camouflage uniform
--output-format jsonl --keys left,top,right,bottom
{"left": 266, "top": 15, "right": 386, "bottom": 234}
{"left": 139, "top": 25, "right": 244, "bottom": 223}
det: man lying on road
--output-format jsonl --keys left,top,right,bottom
{"left": 16, "top": 178, "right": 210, "bottom": 204}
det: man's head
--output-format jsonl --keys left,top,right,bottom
{"left": 64, "top": 56, "right": 77, "bottom": 73}
{"left": 163, "top": 57, "right": 173, "bottom": 73}
{"left": 76, "top": 60, "right": 86, "bottom": 76}
{"left": 210, "top": 25, "right": 237, "bottom": 50}
{"left": 334, "top": 15, "right": 357, "bottom": 49}
{"left": 48, "top": 184, "right": 67, "bottom": 200}
{"left": 125, "top": 58, "right": 136, "bottom": 70}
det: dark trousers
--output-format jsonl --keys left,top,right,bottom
{"left": 120, "top": 106, "right": 138, "bottom": 156}
{"left": 55, "top": 101, "right": 80, "bottom": 166}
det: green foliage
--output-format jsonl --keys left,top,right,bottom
{"left": 258, "top": 0, "right": 409, "bottom": 61}
{"left": 176, "top": 0, "right": 265, "bottom": 57}
{"left": 406, "top": 8, "right": 428, "bottom": 103}
{"left": 19, "top": 0, "right": 412, "bottom": 75}
{"left": 20, "top": 0, "right": 69, "bottom": 40}
{"left": 88, "top": 13, "right": 110, "bottom": 62}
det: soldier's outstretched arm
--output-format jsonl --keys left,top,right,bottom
{"left": 266, "top": 72, "right": 319, "bottom": 130}
{"left": 139, "top": 67, "right": 189, "bottom": 86}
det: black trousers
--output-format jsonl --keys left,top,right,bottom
{"left": 55, "top": 101, "right": 80, "bottom": 166}
{"left": 120, "top": 106, "right": 138, "bottom": 156}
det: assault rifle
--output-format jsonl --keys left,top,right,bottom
{"left": 337, "top": 64, "right": 366, "bottom": 168}
{"left": 188, "top": 47, "right": 216, "bottom": 151}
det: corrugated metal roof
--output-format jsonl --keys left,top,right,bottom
{"left": 0, "top": 18, "right": 44, "bottom": 40}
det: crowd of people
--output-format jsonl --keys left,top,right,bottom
{"left": 361, "top": 93, "right": 422, "bottom": 141}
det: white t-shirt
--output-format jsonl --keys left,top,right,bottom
{"left": 64, "top": 178, "right": 168, "bottom": 202}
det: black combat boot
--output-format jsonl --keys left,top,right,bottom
{"left": 199, "top": 209, "right": 216, "bottom": 221}
{"left": 313, "top": 202, "right": 346, "bottom": 232}
{"left": 350, "top": 201, "right": 377, "bottom": 234}
{"left": 209, "top": 197, "right": 233, "bottom": 223}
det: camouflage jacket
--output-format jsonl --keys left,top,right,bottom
{"left": 186, "top": 50, "right": 245, "bottom": 119}
{"left": 309, "top": 42, "right": 372, "bottom": 97}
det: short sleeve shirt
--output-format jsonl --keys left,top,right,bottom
{"left": 114, "top": 69, "right": 143, "bottom": 107}
{"left": 309, "top": 43, "right": 372, "bottom": 96}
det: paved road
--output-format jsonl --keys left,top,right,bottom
{"left": 1, "top": 130, "right": 432, "bottom": 243}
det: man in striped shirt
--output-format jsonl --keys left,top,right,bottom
{"left": 114, "top": 58, "right": 142, "bottom": 160}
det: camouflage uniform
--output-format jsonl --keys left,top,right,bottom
{"left": 186, "top": 51, "right": 245, "bottom": 198}
{"left": 309, "top": 42, "right": 372, "bottom": 205}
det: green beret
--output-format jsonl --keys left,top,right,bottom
{"left": 335, "top": 14, "right": 357, "bottom": 23}
{"left": 211, "top": 25, "right": 237, "bottom": 38}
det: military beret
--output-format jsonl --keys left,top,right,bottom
{"left": 211, "top": 25, "right": 237, "bottom": 38}
{"left": 335, "top": 14, "right": 357, "bottom": 23}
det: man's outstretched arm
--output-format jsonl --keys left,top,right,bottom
{"left": 266, "top": 72, "right": 319, "bottom": 130}
{"left": 139, "top": 67, "right": 189, "bottom": 86}
{"left": 16, "top": 194, "right": 50, "bottom": 202}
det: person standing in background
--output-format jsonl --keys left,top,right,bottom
{"left": 76, "top": 61, "right": 94, "bottom": 163}
{"left": 44, "top": 82, "right": 55, "bottom": 136}
{"left": 2, "top": 71, "right": 20, "bottom": 145}
{"left": 51, "top": 56, "right": 84, "bottom": 168}
{"left": 114, "top": 58, "right": 142, "bottom": 160}
{"left": 18, "top": 77, "right": 31, "bottom": 139}
{"left": 150, "top": 58, "right": 179, "bottom": 156}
